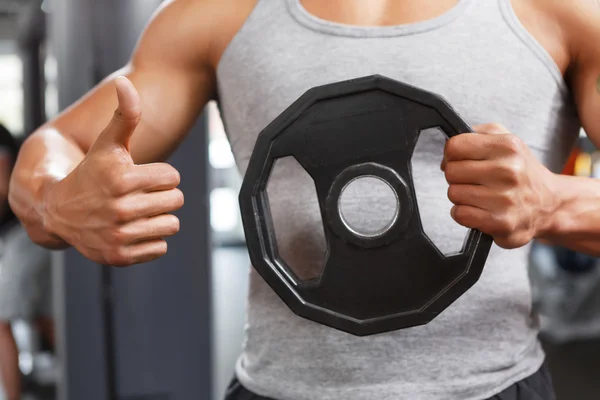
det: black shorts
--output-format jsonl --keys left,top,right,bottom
{"left": 224, "top": 363, "right": 555, "bottom": 400}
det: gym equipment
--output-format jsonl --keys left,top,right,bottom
{"left": 239, "top": 75, "right": 493, "bottom": 336}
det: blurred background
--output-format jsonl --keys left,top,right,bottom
{"left": 0, "top": 1, "right": 598, "bottom": 399}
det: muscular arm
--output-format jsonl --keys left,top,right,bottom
{"left": 9, "top": 0, "right": 217, "bottom": 248}
{"left": 535, "top": 0, "right": 600, "bottom": 255}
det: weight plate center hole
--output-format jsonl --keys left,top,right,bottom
{"left": 337, "top": 175, "right": 400, "bottom": 239}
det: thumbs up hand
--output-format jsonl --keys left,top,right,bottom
{"left": 43, "top": 77, "right": 184, "bottom": 266}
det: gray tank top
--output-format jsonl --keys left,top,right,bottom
{"left": 216, "top": 1, "right": 580, "bottom": 399}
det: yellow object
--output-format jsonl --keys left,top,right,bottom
{"left": 574, "top": 152, "right": 592, "bottom": 177}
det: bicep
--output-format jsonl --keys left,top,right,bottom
{"left": 48, "top": 0, "right": 215, "bottom": 164}
{"left": 572, "top": 63, "right": 600, "bottom": 147}
{"left": 568, "top": 1, "right": 600, "bottom": 146}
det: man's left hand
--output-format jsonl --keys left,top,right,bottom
{"left": 442, "top": 123, "right": 558, "bottom": 249}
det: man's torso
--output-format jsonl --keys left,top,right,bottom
{"left": 206, "top": 1, "right": 580, "bottom": 399}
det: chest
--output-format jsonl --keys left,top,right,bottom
{"left": 215, "top": 1, "right": 578, "bottom": 173}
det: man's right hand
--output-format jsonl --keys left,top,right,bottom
{"left": 41, "top": 77, "right": 184, "bottom": 267}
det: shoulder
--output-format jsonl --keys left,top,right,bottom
{"left": 203, "top": 0, "right": 260, "bottom": 69}
{"left": 516, "top": 0, "right": 600, "bottom": 66}
{"left": 133, "top": 0, "right": 259, "bottom": 71}
{"left": 524, "top": 0, "right": 600, "bottom": 142}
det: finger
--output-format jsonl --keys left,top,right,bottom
{"left": 94, "top": 77, "right": 141, "bottom": 152}
{"left": 123, "top": 163, "right": 181, "bottom": 192}
{"left": 447, "top": 184, "right": 509, "bottom": 211}
{"left": 110, "top": 239, "right": 168, "bottom": 267}
{"left": 442, "top": 124, "right": 504, "bottom": 170}
{"left": 451, "top": 205, "right": 518, "bottom": 237}
{"left": 117, "top": 214, "right": 180, "bottom": 244}
{"left": 445, "top": 158, "right": 525, "bottom": 187}
{"left": 444, "top": 133, "right": 496, "bottom": 163}
{"left": 443, "top": 160, "right": 496, "bottom": 185}
{"left": 450, "top": 205, "right": 489, "bottom": 231}
{"left": 493, "top": 232, "right": 532, "bottom": 249}
{"left": 114, "top": 188, "right": 184, "bottom": 222}
{"left": 472, "top": 123, "right": 509, "bottom": 135}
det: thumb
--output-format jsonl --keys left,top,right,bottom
{"left": 95, "top": 76, "right": 142, "bottom": 152}
{"left": 441, "top": 124, "right": 504, "bottom": 171}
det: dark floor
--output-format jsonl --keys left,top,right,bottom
{"left": 21, "top": 385, "right": 55, "bottom": 400}
{"left": 542, "top": 337, "right": 600, "bottom": 400}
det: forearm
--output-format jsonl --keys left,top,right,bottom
{"left": 8, "top": 126, "right": 84, "bottom": 248}
{"left": 538, "top": 173, "right": 600, "bottom": 256}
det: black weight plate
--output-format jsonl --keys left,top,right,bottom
{"left": 239, "top": 75, "right": 493, "bottom": 336}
